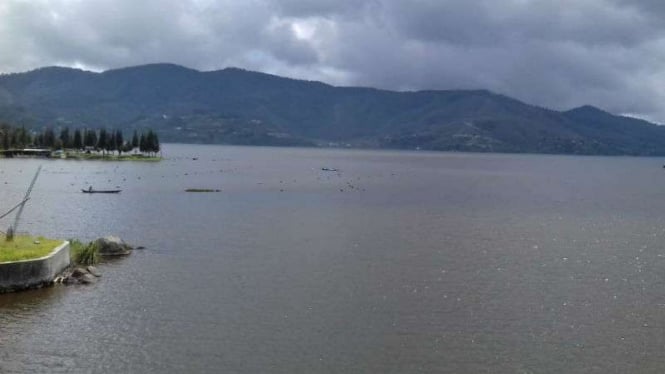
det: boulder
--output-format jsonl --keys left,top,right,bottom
{"left": 71, "top": 267, "right": 88, "bottom": 278}
{"left": 95, "top": 236, "right": 132, "bottom": 256}
{"left": 86, "top": 266, "right": 101, "bottom": 277}
{"left": 60, "top": 266, "right": 100, "bottom": 286}
{"left": 79, "top": 274, "right": 98, "bottom": 284}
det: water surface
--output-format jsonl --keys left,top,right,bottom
{"left": 2, "top": 145, "right": 665, "bottom": 373}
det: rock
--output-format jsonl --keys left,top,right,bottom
{"left": 59, "top": 266, "right": 100, "bottom": 286}
{"left": 79, "top": 274, "right": 97, "bottom": 284}
{"left": 71, "top": 267, "right": 88, "bottom": 278}
{"left": 86, "top": 266, "right": 101, "bottom": 277}
{"left": 95, "top": 236, "right": 132, "bottom": 256}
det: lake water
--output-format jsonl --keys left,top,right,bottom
{"left": 2, "top": 144, "right": 665, "bottom": 373}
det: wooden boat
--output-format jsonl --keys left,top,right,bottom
{"left": 81, "top": 189, "right": 121, "bottom": 194}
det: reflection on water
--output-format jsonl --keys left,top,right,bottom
{"left": 0, "top": 286, "right": 65, "bottom": 318}
{"left": 2, "top": 145, "right": 665, "bottom": 373}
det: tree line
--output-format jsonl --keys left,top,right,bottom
{"left": 0, "top": 124, "right": 160, "bottom": 155}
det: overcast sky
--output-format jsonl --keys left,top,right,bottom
{"left": 1, "top": 0, "right": 665, "bottom": 121}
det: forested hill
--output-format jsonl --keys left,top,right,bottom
{"left": 1, "top": 63, "right": 665, "bottom": 155}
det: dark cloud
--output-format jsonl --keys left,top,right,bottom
{"left": 273, "top": 0, "right": 372, "bottom": 17}
{"left": 1, "top": 0, "right": 665, "bottom": 121}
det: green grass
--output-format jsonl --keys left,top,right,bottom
{"left": 0, "top": 236, "right": 63, "bottom": 263}
{"left": 69, "top": 239, "right": 99, "bottom": 265}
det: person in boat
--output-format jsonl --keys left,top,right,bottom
{"left": 88, "top": 186, "right": 93, "bottom": 192}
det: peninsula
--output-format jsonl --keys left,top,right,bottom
{"left": 0, "top": 125, "right": 160, "bottom": 160}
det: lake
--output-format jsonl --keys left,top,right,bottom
{"left": 2, "top": 144, "right": 665, "bottom": 373}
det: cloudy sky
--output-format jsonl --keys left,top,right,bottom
{"left": 1, "top": 0, "right": 665, "bottom": 121}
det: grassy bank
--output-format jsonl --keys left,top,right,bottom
{"left": 63, "top": 152, "right": 161, "bottom": 161}
{"left": 0, "top": 236, "right": 63, "bottom": 262}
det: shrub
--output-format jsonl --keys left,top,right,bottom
{"left": 69, "top": 239, "right": 99, "bottom": 265}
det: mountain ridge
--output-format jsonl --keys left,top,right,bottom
{"left": 0, "top": 63, "right": 663, "bottom": 155}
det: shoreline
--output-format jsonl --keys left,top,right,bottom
{"left": 0, "top": 149, "right": 160, "bottom": 161}
{"left": 0, "top": 241, "right": 70, "bottom": 294}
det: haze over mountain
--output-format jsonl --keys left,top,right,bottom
{"left": 1, "top": 63, "right": 665, "bottom": 155}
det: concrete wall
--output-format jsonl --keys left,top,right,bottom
{"left": 0, "top": 241, "right": 70, "bottom": 293}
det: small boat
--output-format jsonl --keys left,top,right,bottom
{"left": 321, "top": 167, "right": 338, "bottom": 172}
{"left": 82, "top": 189, "right": 121, "bottom": 194}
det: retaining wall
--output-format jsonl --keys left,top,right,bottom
{"left": 0, "top": 241, "right": 70, "bottom": 293}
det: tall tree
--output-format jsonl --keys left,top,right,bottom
{"left": 59, "top": 127, "right": 70, "bottom": 149}
{"left": 152, "top": 132, "right": 160, "bottom": 155}
{"left": 97, "top": 128, "right": 108, "bottom": 154}
{"left": 85, "top": 129, "right": 98, "bottom": 148}
{"left": 1, "top": 128, "right": 9, "bottom": 150}
{"left": 20, "top": 126, "right": 31, "bottom": 146}
{"left": 115, "top": 129, "right": 124, "bottom": 155}
{"left": 73, "top": 129, "right": 83, "bottom": 149}
{"left": 146, "top": 130, "right": 155, "bottom": 155}
{"left": 43, "top": 128, "right": 56, "bottom": 148}
{"left": 107, "top": 131, "right": 117, "bottom": 154}
{"left": 34, "top": 133, "right": 43, "bottom": 148}
{"left": 139, "top": 132, "right": 146, "bottom": 153}
{"left": 131, "top": 130, "right": 139, "bottom": 151}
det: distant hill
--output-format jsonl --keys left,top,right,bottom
{"left": 1, "top": 63, "right": 664, "bottom": 155}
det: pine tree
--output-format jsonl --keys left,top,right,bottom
{"left": 98, "top": 128, "right": 108, "bottom": 154}
{"left": 131, "top": 130, "right": 139, "bottom": 151}
{"left": 139, "top": 133, "right": 146, "bottom": 153}
{"left": 90, "top": 131, "right": 98, "bottom": 149}
{"left": 1, "top": 129, "right": 9, "bottom": 150}
{"left": 35, "top": 133, "right": 43, "bottom": 148}
{"left": 107, "top": 132, "right": 116, "bottom": 154}
{"left": 73, "top": 129, "right": 83, "bottom": 149}
{"left": 20, "top": 127, "right": 31, "bottom": 147}
{"left": 43, "top": 128, "right": 56, "bottom": 148}
{"left": 59, "top": 127, "right": 70, "bottom": 149}
{"left": 146, "top": 130, "right": 157, "bottom": 155}
{"left": 153, "top": 132, "right": 160, "bottom": 155}
{"left": 84, "top": 129, "right": 93, "bottom": 147}
{"left": 115, "top": 129, "right": 124, "bottom": 155}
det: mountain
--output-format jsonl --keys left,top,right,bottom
{"left": 0, "top": 63, "right": 664, "bottom": 155}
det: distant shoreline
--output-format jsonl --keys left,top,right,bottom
{"left": 0, "top": 149, "right": 161, "bottom": 161}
